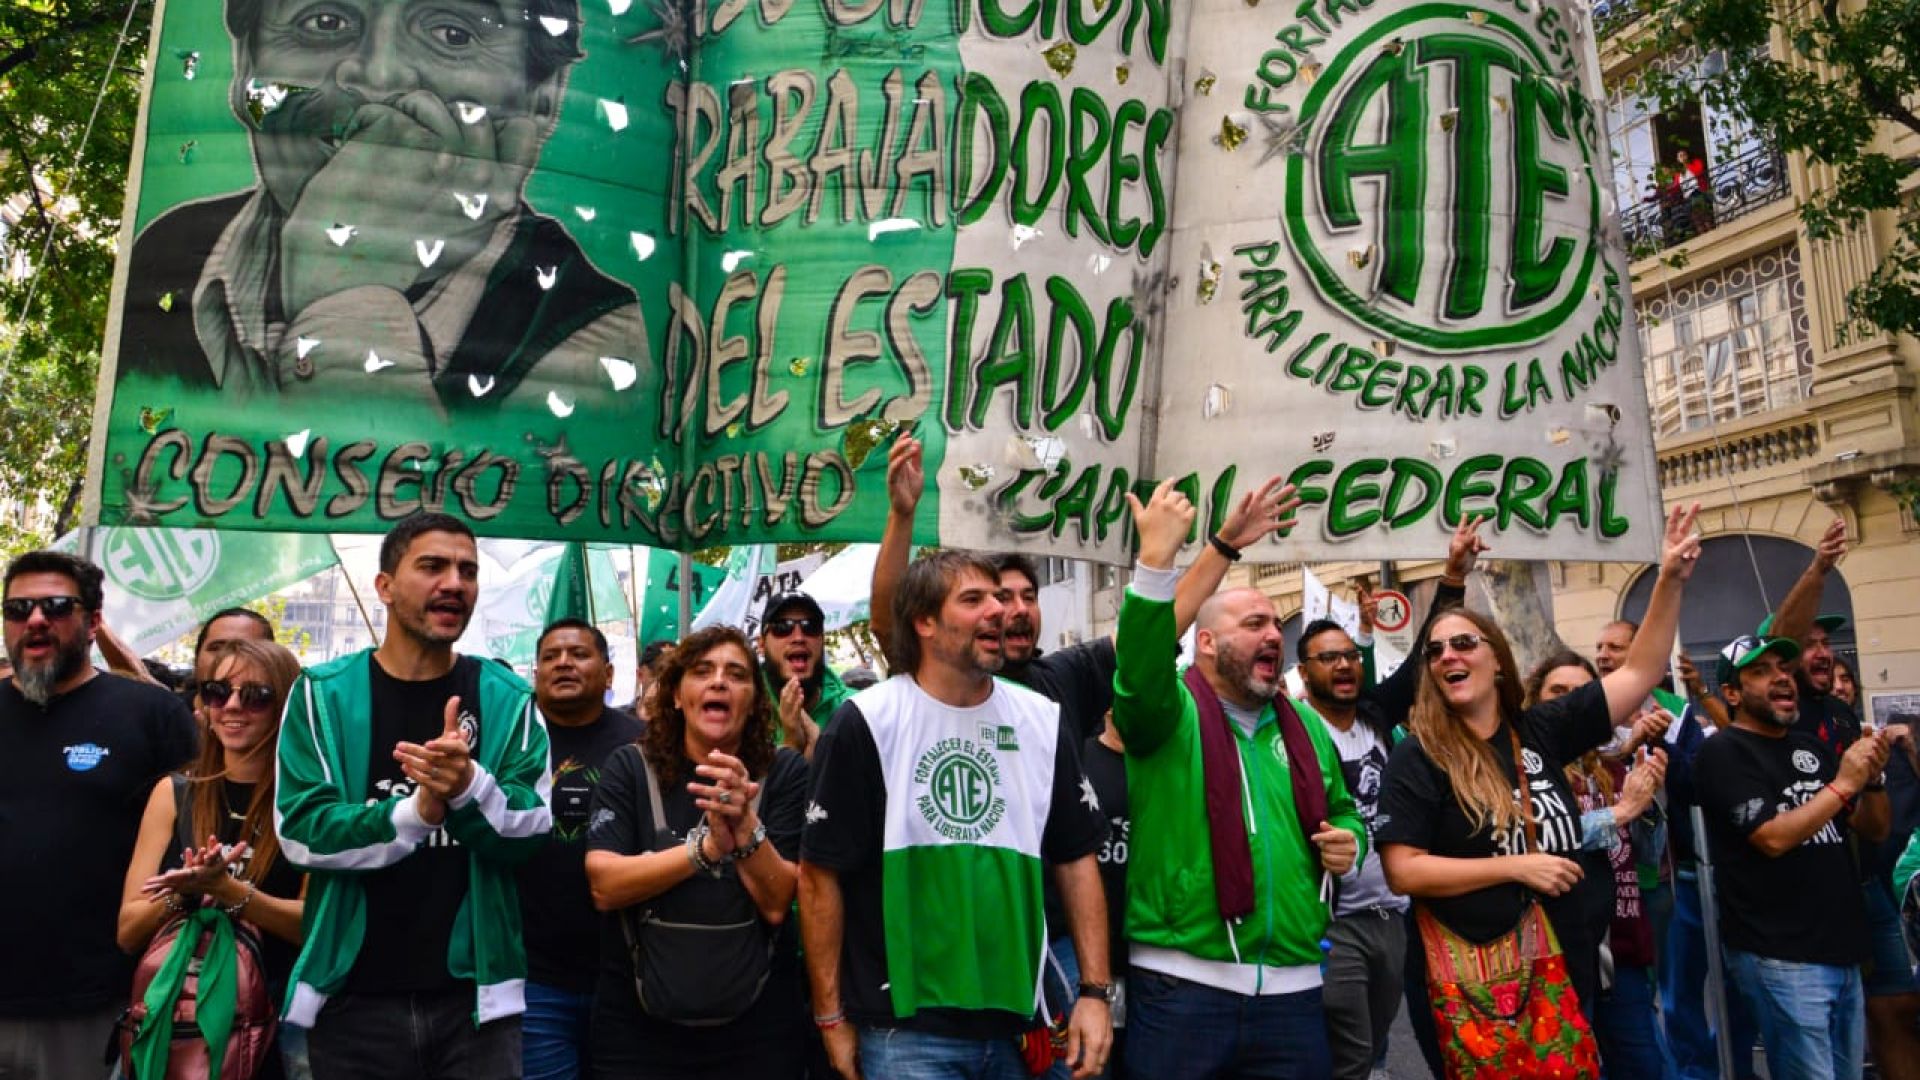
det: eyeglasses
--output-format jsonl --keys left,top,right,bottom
{"left": 1307, "top": 649, "right": 1363, "bottom": 667}
{"left": 1423, "top": 633, "right": 1487, "bottom": 662}
{"left": 766, "top": 617, "right": 823, "bottom": 638}
{"left": 200, "top": 680, "right": 277, "bottom": 714}
{"left": 2, "top": 596, "right": 83, "bottom": 622}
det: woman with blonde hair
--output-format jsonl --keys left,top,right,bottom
{"left": 118, "top": 637, "right": 307, "bottom": 1078}
{"left": 1375, "top": 505, "right": 1699, "bottom": 1077}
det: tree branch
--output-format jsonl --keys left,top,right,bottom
{"left": 1818, "top": 0, "right": 1920, "bottom": 140}
{"left": 0, "top": 1, "right": 142, "bottom": 81}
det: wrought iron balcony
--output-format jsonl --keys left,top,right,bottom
{"left": 1592, "top": 0, "right": 1646, "bottom": 35}
{"left": 1618, "top": 143, "right": 1790, "bottom": 259}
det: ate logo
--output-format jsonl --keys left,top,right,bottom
{"left": 100, "top": 527, "right": 220, "bottom": 601}
{"left": 1286, "top": 5, "right": 1600, "bottom": 351}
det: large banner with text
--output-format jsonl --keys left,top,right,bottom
{"left": 87, "top": 0, "right": 1659, "bottom": 562}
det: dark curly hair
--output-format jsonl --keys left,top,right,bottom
{"left": 640, "top": 626, "right": 774, "bottom": 787}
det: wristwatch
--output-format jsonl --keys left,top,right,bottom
{"left": 731, "top": 821, "right": 768, "bottom": 862}
{"left": 1077, "top": 981, "right": 1118, "bottom": 1005}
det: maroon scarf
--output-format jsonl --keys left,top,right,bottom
{"left": 1184, "top": 666, "right": 1330, "bottom": 921}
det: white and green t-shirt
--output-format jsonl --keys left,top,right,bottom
{"left": 802, "top": 675, "right": 1108, "bottom": 1039}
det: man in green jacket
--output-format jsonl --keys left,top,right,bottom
{"left": 1114, "top": 481, "right": 1365, "bottom": 1079}
{"left": 276, "top": 513, "right": 552, "bottom": 1080}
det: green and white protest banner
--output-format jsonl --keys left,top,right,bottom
{"left": 465, "top": 540, "right": 630, "bottom": 664}
{"left": 54, "top": 528, "right": 338, "bottom": 656}
{"left": 1159, "top": 0, "right": 1660, "bottom": 560}
{"left": 628, "top": 546, "right": 727, "bottom": 645}
{"left": 85, "top": 0, "right": 1658, "bottom": 563}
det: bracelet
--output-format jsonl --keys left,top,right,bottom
{"left": 1208, "top": 534, "right": 1242, "bottom": 562}
{"left": 731, "top": 821, "right": 767, "bottom": 862}
{"left": 686, "top": 824, "right": 724, "bottom": 877}
{"left": 813, "top": 1011, "right": 846, "bottom": 1029}
{"left": 162, "top": 892, "right": 186, "bottom": 914}
{"left": 220, "top": 882, "right": 256, "bottom": 918}
{"left": 1825, "top": 783, "right": 1857, "bottom": 812}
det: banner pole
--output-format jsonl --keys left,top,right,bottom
{"left": 627, "top": 547, "right": 643, "bottom": 640}
{"left": 677, "top": 552, "right": 695, "bottom": 638}
{"left": 328, "top": 537, "right": 378, "bottom": 643}
{"left": 1691, "top": 805, "right": 1740, "bottom": 1080}
{"left": 583, "top": 544, "right": 597, "bottom": 625}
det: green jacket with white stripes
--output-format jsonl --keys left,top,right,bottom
{"left": 273, "top": 650, "right": 552, "bottom": 1027}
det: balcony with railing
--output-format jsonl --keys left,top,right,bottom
{"left": 1592, "top": 0, "right": 1648, "bottom": 36}
{"left": 1619, "top": 142, "right": 1790, "bottom": 259}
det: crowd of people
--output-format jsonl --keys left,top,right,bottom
{"left": 0, "top": 442, "right": 1914, "bottom": 1080}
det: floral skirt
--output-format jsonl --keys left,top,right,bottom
{"left": 1416, "top": 902, "right": 1601, "bottom": 1079}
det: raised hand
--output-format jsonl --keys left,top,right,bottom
{"left": 1660, "top": 503, "right": 1704, "bottom": 582}
{"left": 1627, "top": 706, "right": 1675, "bottom": 753}
{"left": 689, "top": 750, "right": 758, "bottom": 854}
{"left": 1214, "top": 474, "right": 1302, "bottom": 553}
{"left": 1125, "top": 479, "right": 1197, "bottom": 570}
{"left": 886, "top": 433, "right": 925, "bottom": 519}
{"left": 777, "top": 677, "right": 813, "bottom": 753}
{"left": 1839, "top": 731, "right": 1890, "bottom": 793}
{"left": 1444, "top": 513, "right": 1491, "bottom": 583}
{"left": 1813, "top": 518, "right": 1847, "bottom": 572}
{"left": 1617, "top": 746, "right": 1668, "bottom": 820}
{"left": 396, "top": 696, "right": 475, "bottom": 824}
{"left": 1356, "top": 581, "right": 1378, "bottom": 636}
{"left": 143, "top": 837, "right": 247, "bottom": 899}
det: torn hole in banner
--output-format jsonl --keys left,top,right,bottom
{"left": 285, "top": 430, "right": 311, "bottom": 457}
{"left": 139, "top": 407, "right": 174, "bottom": 435}
{"left": 364, "top": 350, "right": 393, "bottom": 373}
{"left": 469, "top": 374, "right": 496, "bottom": 398}
{"left": 1312, "top": 431, "right": 1336, "bottom": 452}
{"left": 1430, "top": 437, "right": 1458, "bottom": 460}
{"left": 789, "top": 357, "right": 812, "bottom": 377}
{"left": 957, "top": 464, "right": 995, "bottom": 490}
{"left": 631, "top": 232, "right": 657, "bottom": 261}
{"left": 179, "top": 51, "right": 200, "bottom": 79}
{"left": 843, "top": 416, "right": 904, "bottom": 470}
{"left": 1202, "top": 384, "right": 1231, "bottom": 418}
{"left": 600, "top": 356, "right": 638, "bottom": 390}
{"left": 1043, "top": 42, "right": 1077, "bottom": 77}
{"left": 537, "top": 266, "right": 558, "bottom": 290}
{"left": 1006, "top": 435, "right": 1065, "bottom": 471}
{"left": 600, "top": 98, "right": 629, "bottom": 132}
{"left": 548, "top": 392, "right": 576, "bottom": 418}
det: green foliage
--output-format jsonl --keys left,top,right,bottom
{"left": 1626, "top": 0, "right": 1920, "bottom": 336}
{"left": 1, "top": 0, "right": 151, "bottom": 546}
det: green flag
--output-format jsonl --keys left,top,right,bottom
{"left": 545, "top": 542, "right": 594, "bottom": 626}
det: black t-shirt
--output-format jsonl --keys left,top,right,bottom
{"left": 585, "top": 744, "right": 809, "bottom": 1049}
{"left": 346, "top": 656, "right": 477, "bottom": 994}
{"left": 1008, "top": 638, "right": 1118, "bottom": 744}
{"left": 1083, "top": 736, "right": 1130, "bottom": 977}
{"left": 1693, "top": 725, "right": 1870, "bottom": 965}
{"left": 801, "top": 694, "right": 1107, "bottom": 1040}
{"left": 517, "top": 706, "right": 643, "bottom": 992}
{"left": 1376, "top": 681, "right": 1614, "bottom": 946}
{"left": 1794, "top": 684, "right": 1861, "bottom": 757}
{"left": 0, "top": 672, "right": 197, "bottom": 1015}
{"left": 163, "top": 778, "right": 307, "bottom": 999}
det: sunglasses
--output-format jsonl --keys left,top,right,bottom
{"left": 766, "top": 617, "right": 823, "bottom": 638}
{"left": 2, "top": 595, "right": 83, "bottom": 622}
{"left": 1307, "top": 649, "right": 1363, "bottom": 667}
{"left": 200, "top": 680, "right": 278, "bottom": 714}
{"left": 1423, "top": 632, "right": 1487, "bottom": 662}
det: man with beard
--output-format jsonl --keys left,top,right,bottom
{"left": 0, "top": 551, "right": 197, "bottom": 1078}
{"left": 518, "top": 618, "right": 640, "bottom": 1079}
{"left": 1695, "top": 634, "right": 1890, "bottom": 1080}
{"left": 1111, "top": 481, "right": 1365, "bottom": 1078}
{"left": 800, "top": 550, "right": 1113, "bottom": 1080}
{"left": 1292, "top": 518, "right": 1480, "bottom": 1080}
{"left": 275, "top": 512, "right": 552, "bottom": 1078}
{"left": 1765, "top": 519, "right": 1920, "bottom": 1079}
{"left": 116, "top": 0, "right": 645, "bottom": 407}
{"left": 759, "top": 591, "right": 850, "bottom": 759}
{"left": 871, "top": 434, "right": 1287, "bottom": 744}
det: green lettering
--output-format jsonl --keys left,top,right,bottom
{"left": 1443, "top": 453, "right": 1501, "bottom": 524}
{"left": 1329, "top": 458, "right": 1388, "bottom": 537}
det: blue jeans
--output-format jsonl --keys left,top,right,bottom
{"left": 856, "top": 1026, "right": 1027, "bottom": 1080}
{"left": 1862, "top": 874, "right": 1919, "bottom": 997}
{"left": 1042, "top": 937, "right": 1115, "bottom": 1080}
{"left": 1123, "top": 969, "right": 1329, "bottom": 1080}
{"left": 523, "top": 981, "right": 594, "bottom": 1080}
{"left": 1726, "top": 950, "right": 1864, "bottom": 1080}
{"left": 1596, "top": 964, "right": 1676, "bottom": 1080}
{"left": 1663, "top": 870, "right": 1758, "bottom": 1079}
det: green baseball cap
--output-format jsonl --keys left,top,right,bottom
{"left": 1717, "top": 634, "right": 1802, "bottom": 685}
{"left": 1755, "top": 613, "right": 1847, "bottom": 637}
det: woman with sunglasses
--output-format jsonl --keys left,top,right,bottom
{"left": 117, "top": 638, "right": 308, "bottom": 1077}
{"left": 584, "top": 625, "right": 810, "bottom": 1079}
{"left": 1375, "top": 505, "right": 1700, "bottom": 1056}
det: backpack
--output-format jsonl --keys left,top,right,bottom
{"left": 115, "top": 776, "right": 278, "bottom": 1080}
{"left": 619, "top": 750, "right": 777, "bottom": 1027}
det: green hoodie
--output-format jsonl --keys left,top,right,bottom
{"left": 274, "top": 652, "right": 552, "bottom": 1027}
{"left": 1113, "top": 575, "right": 1365, "bottom": 994}
{"left": 765, "top": 662, "right": 854, "bottom": 730}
